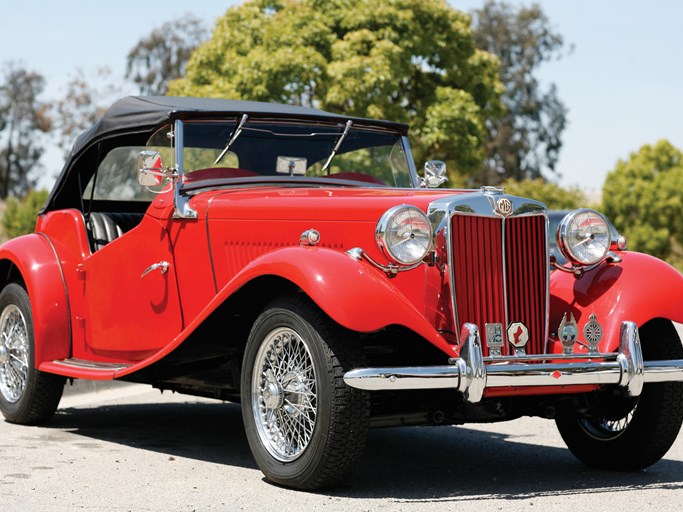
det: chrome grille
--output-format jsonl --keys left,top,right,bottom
{"left": 450, "top": 213, "right": 548, "bottom": 356}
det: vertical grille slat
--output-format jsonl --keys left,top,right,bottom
{"left": 451, "top": 214, "right": 547, "bottom": 356}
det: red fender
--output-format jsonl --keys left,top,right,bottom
{"left": 115, "top": 247, "right": 455, "bottom": 378}
{"left": 0, "top": 235, "right": 71, "bottom": 366}
{"left": 550, "top": 251, "right": 683, "bottom": 352}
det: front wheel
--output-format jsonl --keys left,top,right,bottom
{"left": 556, "top": 319, "right": 683, "bottom": 470}
{"left": 241, "top": 295, "right": 370, "bottom": 490}
{"left": 0, "top": 283, "right": 65, "bottom": 425}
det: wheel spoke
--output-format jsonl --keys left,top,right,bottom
{"left": 251, "top": 326, "right": 318, "bottom": 462}
{"left": 0, "top": 304, "right": 30, "bottom": 403}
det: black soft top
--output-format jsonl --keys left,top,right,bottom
{"left": 44, "top": 96, "right": 409, "bottom": 213}
{"left": 72, "top": 96, "right": 408, "bottom": 156}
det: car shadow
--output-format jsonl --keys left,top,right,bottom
{"left": 48, "top": 401, "right": 683, "bottom": 500}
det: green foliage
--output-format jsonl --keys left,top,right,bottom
{"left": 2, "top": 189, "right": 48, "bottom": 239}
{"left": 169, "top": 0, "right": 504, "bottom": 183}
{"left": 501, "top": 178, "right": 584, "bottom": 210}
{"left": 471, "top": 1, "right": 568, "bottom": 184}
{"left": 603, "top": 140, "right": 683, "bottom": 268}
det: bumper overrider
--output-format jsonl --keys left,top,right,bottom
{"left": 343, "top": 321, "right": 683, "bottom": 403}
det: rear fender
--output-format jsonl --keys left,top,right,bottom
{"left": 550, "top": 251, "right": 683, "bottom": 352}
{"left": 0, "top": 235, "right": 71, "bottom": 365}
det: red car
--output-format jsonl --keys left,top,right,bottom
{"left": 1, "top": 96, "right": 682, "bottom": 490}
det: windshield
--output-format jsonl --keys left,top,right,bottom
{"left": 178, "top": 119, "right": 414, "bottom": 187}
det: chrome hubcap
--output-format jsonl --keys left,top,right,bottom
{"left": 252, "top": 327, "right": 317, "bottom": 462}
{"left": 0, "top": 304, "right": 29, "bottom": 403}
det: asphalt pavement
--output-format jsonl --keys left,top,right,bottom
{"left": 1, "top": 324, "right": 682, "bottom": 511}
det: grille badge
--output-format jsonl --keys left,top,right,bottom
{"left": 559, "top": 313, "right": 579, "bottom": 355}
{"left": 583, "top": 313, "right": 603, "bottom": 354}
{"left": 485, "top": 323, "right": 504, "bottom": 357}
{"left": 496, "top": 197, "right": 513, "bottom": 216}
{"left": 507, "top": 322, "right": 529, "bottom": 356}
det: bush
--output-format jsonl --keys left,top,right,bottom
{"left": 2, "top": 189, "right": 49, "bottom": 239}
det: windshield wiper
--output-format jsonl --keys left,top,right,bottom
{"left": 321, "top": 120, "right": 353, "bottom": 174}
{"left": 214, "top": 114, "right": 249, "bottom": 165}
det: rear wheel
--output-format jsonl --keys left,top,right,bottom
{"left": 556, "top": 319, "right": 683, "bottom": 470}
{"left": 241, "top": 295, "right": 370, "bottom": 490}
{"left": 0, "top": 283, "right": 65, "bottom": 425}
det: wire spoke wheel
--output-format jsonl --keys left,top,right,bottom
{"left": 0, "top": 304, "right": 30, "bottom": 403}
{"left": 578, "top": 402, "right": 638, "bottom": 440}
{"left": 241, "top": 296, "right": 370, "bottom": 490}
{"left": 252, "top": 327, "right": 317, "bottom": 462}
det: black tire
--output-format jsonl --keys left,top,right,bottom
{"left": 241, "top": 295, "right": 370, "bottom": 490}
{"left": 556, "top": 319, "right": 683, "bottom": 470}
{"left": 0, "top": 283, "right": 65, "bottom": 425}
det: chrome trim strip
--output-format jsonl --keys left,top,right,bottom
{"left": 173, "top": 119, "right": 198, "bottom": 219}
{"left": 343, "top": 321, "right": 682, "bottom": 403}
{"left": 501, "top": 216, "right": 509, "bottom": 337}
{"left": 52, "top": 358, "right": 131, "bottom": 371}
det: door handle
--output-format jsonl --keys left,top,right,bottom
{"left": 141, "top": 261, "right": 169, "bottom": 278}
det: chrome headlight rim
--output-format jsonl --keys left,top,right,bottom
{"left": 376, "top": 204, "right": 433, "bottom": 266}
{"left": 557, "top": 208, "right": 611, "bottom": 266}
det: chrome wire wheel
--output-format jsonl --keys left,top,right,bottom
{"left": 0, "top": 304, "right": 29, "bottom": 404}
{"left": 578, "top": 402, "right": 638, "bottom": 441}
{"left": 251, "top": 327, "right": 317, "bottom": 462}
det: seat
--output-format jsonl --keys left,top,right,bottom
{"left": 87, "top": 212, "right": 144, "bottom": 252}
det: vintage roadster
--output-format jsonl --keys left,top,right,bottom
{"left": 1, "top": 96, "right": 682, "bottom": 490}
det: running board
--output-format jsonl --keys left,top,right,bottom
{"left": 40, "top": 359, "right": 131, "bottom": 380}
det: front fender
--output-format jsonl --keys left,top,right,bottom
{"left": 227, "top": 246, "right": 456, "bottom": 356}
{"left": 0, "top": 234, "right": 71, "bottom": 365}
{"left": 550, "top": 251, "right": 683, "bottom": 352}
{"left": 115, "top": 246, "right": 456, "bottom": 378}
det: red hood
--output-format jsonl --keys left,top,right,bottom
{"left": 193, "top": 186, "right": 470, "bottom": 222}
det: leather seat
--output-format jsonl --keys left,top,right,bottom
{"left": 88, "top": 212, "right": 143, "bottom": 252}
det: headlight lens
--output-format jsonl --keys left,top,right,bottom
{"left": 557, "top": 209, "right": 611, "bottom": 265}
{"left": 376, "top": 205, "right": 432, "bottom": 265}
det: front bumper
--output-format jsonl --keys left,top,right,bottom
{"left": 343, "top": 321, "right": 683, "bottom": 403}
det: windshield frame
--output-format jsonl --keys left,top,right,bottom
{"left": 172, "top": 118, "right": 420, "bottom": 191}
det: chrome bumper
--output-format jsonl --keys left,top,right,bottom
{"left": 343, "top": 321, "right": 683, "bottom": 403}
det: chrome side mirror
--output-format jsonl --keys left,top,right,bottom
{"left": 136, "top": 151, "right": 165, "bottom": 187}
{"left": 421, "top": 160, "right": 448, "bottom": 188}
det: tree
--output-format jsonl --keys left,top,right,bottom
{"left": 52, "top": 67, "right": 123, "bottom": 158}
{"left": 126, "top": 14, "right": 208, "bottom": 95}
{"left": 501, "top": 178, "right": 584, "bottom": 210}
{"left": 470, "top": 1, "right": 568, "bottom": 184}
{"left": 168, "top": 0, "right": 504, "bottom": 183}
{"left": 0, "top": 63, "right": 51, "bottom": 199}
{"left": 602, "top": 140, "right": 683, "bottom": 268}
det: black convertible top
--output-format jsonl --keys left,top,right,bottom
{"left": 72, "top": 96, "right": 408, "bottom": 156}
{"left": 44, "top": 96, "right": 409, "bottom": 212}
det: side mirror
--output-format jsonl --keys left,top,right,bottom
{"left": 421, "top": 160, "right": 448, "bottom": 188}
{"left": 137, "top": 151, "right": 165, "bottom": 187}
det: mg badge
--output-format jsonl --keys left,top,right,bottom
{"left": 583, "top": 313, "right": 603, "bottom": 354}
{"left": 558, "top": 313, "right": 578, "bottom": 354}
{"left": 485, "top": 323, "right": 504, "bottom": 357}
{"left": 496, "top": 197, "right": 513, "bottom": 216}
{"left": 507, "top": 322, "right": 529, "bottom": 348}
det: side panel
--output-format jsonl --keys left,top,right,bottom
{"left": 81, "top": 216, "right": 183, "bottom": 360}
{"left": 550, "top": 251, "right": 683, "bottom": 352}
{"left": 114, "top": 246, "right": 456, "bottom": 378}
{"left": 0, "top": 235, "right": 71, "bottom": 366}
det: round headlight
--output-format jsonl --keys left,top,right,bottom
{"left": 376, "top": 205, "right": 432, "bottom": 265}
{"left": 557, "top": 209, "right": 611, "bottom": 265}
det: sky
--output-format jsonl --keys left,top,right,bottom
{"left": 2, "top": 0, "right": 682, "bottom": 197}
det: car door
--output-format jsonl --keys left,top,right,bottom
{"left": 81, "top": 213, "right": 183, "bottom": 361}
